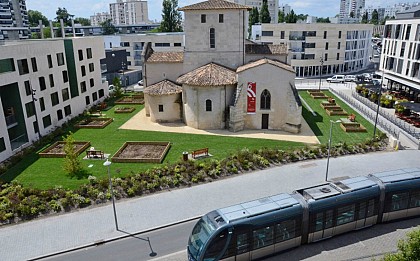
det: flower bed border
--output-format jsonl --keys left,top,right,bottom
{"left": 111, "top": 141, "right": 171, "bottom": 163}
{"left": 39, "top": 141, "right": 91, "bottom": 158}
{"left": 115, "top": 97, "right": 144, "bottom": 105}
{"left": 75, "top": 118, "right": 113, "bottom": 129}
{"left": 114, "top": 107, "right": 136, "bottom": 114}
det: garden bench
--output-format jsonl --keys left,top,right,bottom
{"left": 192, "top": 148, "right": 209, "bottom": 159}
{"left": 86, "top": 150, "right": 104, "bottom": 159}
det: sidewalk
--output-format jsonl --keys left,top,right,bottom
{"left": 1, "top": 150, "right": 419, "bottom": 261}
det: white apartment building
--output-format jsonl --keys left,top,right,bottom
{"left": 340, "top": 0, "right": 365, "bottom": 18}
{"left": 0, "top": 37, "right": 108, "bottom": 163}
{"left": 380, "top": 7, "right": 420, "bottom": 101}
{"left": 232, "top": 0, "right": 278, "bottom": 23}
{"left": 252, "top": 23, "right": 373, "bottom": 77}
{"left": 363, "top": 3, "right": 420, "bottom": 21}
{"left": 279, "top": 4, "right": 291, "bottom": 16}
{"left": 90, "top": 12, "right": 112, "bottom": 26}
{"left": 0, "top": 0, "right": 30, "bottom": 40}
{"left": 109, "top": 0, "right": 149, "bottom": 25}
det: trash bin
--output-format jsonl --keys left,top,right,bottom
{"left": 182, "top": 151, "right": 189, "bottom": 161}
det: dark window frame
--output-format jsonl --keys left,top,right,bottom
{"left": 260, "top": 89, "right": 271, "bottom": 110}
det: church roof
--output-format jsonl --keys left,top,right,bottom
{"left": 245, "top": 44, "right": 288, "bottom": 55}
{"left": 237, "top": 58, "right": 295, "bottom": 74}
{"left": 179, "top": 0, "right": 251, "bottom": 11}
{"left": 144, "top": 80, "right": 182, "bottom": 96}
{"left": 177, "top": 62, "right": 237, "bottom": 86}
{"left": 147, "top": 52, "right": 184, "bottom": 63}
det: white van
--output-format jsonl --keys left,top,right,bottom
{"left": 326, "top": 75, "right": 345, "bottom": 83}
{"left": 345, "top": 75, "right": 356, "bottom": 82}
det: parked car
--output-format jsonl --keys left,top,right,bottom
{"left": 372, "top": 73, "right": 382, "bottom": 80}
{"left": 345, "top": 75, "right": 356, "bottom": 82}
{"left": 138, "top": 80, "right": 143, "bottom": 86}
{"left": 108, "top": 85, "right": 115, "bottom": 94}
{"left": 362, "top": 73, "right": 372, "bottom": 81}
{"left": 326, "top": 75, "right": 345, "bottom": 83}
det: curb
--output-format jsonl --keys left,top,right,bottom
{"left": 28, "top": 216, "right": 201, "bottom": 260}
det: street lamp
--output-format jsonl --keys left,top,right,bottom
{"left": 325, "top": 120, "right": 341, "bottom": 181}
{"left": 104, "top": 159, "right": 119, "bottom": 230}
{"left": 121, "top": 61, "right": 126, "bottom": 87}
{"left": 319, "top": 57, "right": 324, "bottom": 91}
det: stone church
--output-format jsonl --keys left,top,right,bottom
{"left": 142, "top": 0, "right": 302, "bottom": 133}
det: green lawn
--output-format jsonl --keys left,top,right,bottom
{"left": 299, "top": 90, "right": 379, "bottom": 145}
{"left": 1, "top": 104, "right": 304, "bottom": 190}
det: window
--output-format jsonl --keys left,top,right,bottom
{"left": 78, "top": 49, "right": 83, "bottom": 61}
{"left": 62, "top": 71, "right": 69, "bottom": 83}
{"left": 324, "top": 53, "right": 328, "bottom": 62}
{"left": 386, "top": 192, "right": 409, "bottom": 212}
{"left": 210, "top": 28, "right": 215, "bottom": 48}
{"left": 0, "top": 138, "right": 5, "bottom": 152}
{"left": 25, "top": 101, "right": 35, "bottom": 117}
{"left": 280, "top": 31, "right": 285, "bottom": 39}
{"left": 57, "top": 110, "right": 63, "bottom": 120}
{"left": 62, "top": 88, "right": 70, "bottom": 101}
{"left": 325, "top": 42, "right": 329, "bottom": 50}
{"left": 31, "top": 57, "right": 38, "bottom": 72}
{"left": 409, "top": 190, "right": 420, "bottom": 208}
{"left": 98, "top": 89, "right": 104, "bottom": 98}
{"left": 0, "top": 58, "right": 15, "bottom": 73}
{"left": 252, "top": 226, "right": 274, "bottom": 250}
{"left": 201, "top": 14, "right": 206, "bottom": 23}
{"left": 174, "top": 42, "right": 182, "bottom": 47}
{"left": 89, "top": 63, "right": 94, "bottom": 72}
{"left": 92, "top": 92, "right": 98, "bottom": 101}
{"left": 154, "top": 43, "right": 170, "bottom": 47}
{"left": 338, "top": 42, "right": 341, "bottom": 49}
{"left": 85, "top": 96, "right": 90, "bottom": 105}
{"left": 49, "top": 74, "right": 54, "bottom": 87}
{"left": 17, "top": 59, "right": 29, "bottom": 75}
{"left": 64, "top": 105, "right": 71, "bottom": 116}
{"left": 324, "top": 31, "right": 327, "bottom": 39}
{"left": 51, "top": 92, "right": 59, "bottom": 106}
{"left": 338, "top": 31, "right": 342, "bottom": 39}
{"left": 260, "top": 89, "right": 271, "bottom": 110}
{"left": 219, "top": 14, "right": 224, "bottom": 23}
{"left": 39, "top": 77, "right": 46, "bottom": 91}
{"left": 39, "top": 97, "right": 45, "bottom": 111}
{"left": 336, "top": 53, "right": 340, "bottom": 60}
{"left": 89, "top": 78, "right": 95, "bottom": 88}
{"left": 56, "top": 53, "right": 65, "bottom": 66}
{"left": 42, "top": 115, "right": 51, "bottom": 128}
{"left": 206, "top": 99, "right": 212, "bottom": 111}
{"left": 336, "top": 204, "right": 355, "bottom": 225}
{"left": 80, "top": 81, "right": 87, "bottom": 93}
{"left": 203, "top": 229, "right": 228, "bottom": 260}
{"left": 81, "top": 65, "right": 86, "bottom": 76}
{"left": 275, "top": 219, "right": 298, "bottom": 242}
{"left": 158, "top": 104, "right": 164, "bottom": 112}
{"left": 87, "top": 48, "right": 92, "bottom": 59}
{"left": 262, "top": 31, "right": 274, "bottom": 36}
{"left": 24, "top": 81, "right": 31, "bottom": 96}
{"left": 47, "top": 55, "right": 53, "bottom": 68}
{"left": 33, "top": 121, "right": 39, "bottom": 134}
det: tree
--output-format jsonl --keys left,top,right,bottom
{"left": 63, "top": 132, "right": 83, "bottom": 177}
{"left": 74, "top": 17, "right": 91, "bottom": 26}
{"left": 371, "top": 9, "right": 379, "bottom": 25}
{"left": 317, "top": 17, "right": 331, "bottom": 23}
{"left": 296, "top": 14, "right": 308, "bottom": 21}
{"left": 28, "top": 10, "right": 49, "bottom": 27}
{"left": 285, "top": 10, "right": 297, "bottom": 23}
{"left": 248, "top": 7, "right": 260, "bottom": 37}
{"left": 101, "top": 19, "right": 117, "bottom": 35}
{"left": 381, "top": 227, "right": 420, "bottom": 261}
{"left": 260, "top": 0, "right": 271, "bottom": 23}
{"left": 349, "top": 11, "right": 355, "bottom": 18}
{"left": 112, "top": 77, "right": 123, "bottom": 97}
{"left": 278, "top": 10, "right": 285, "bottom": 23}
{"left": 55, "top": 7, "right": 74, "bottom": 26}
{"left": 159, "top": 0, "right": 183, "bottom": 32}
{"left": 361, "top": 11, "right": 368, "bottom": 24}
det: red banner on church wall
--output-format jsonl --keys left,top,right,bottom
{"left": 247, "top": 82, "right": 256, "bottom": 114}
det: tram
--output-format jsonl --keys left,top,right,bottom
{"left": 187, "top": 168, "right": 420, "bottom": 261}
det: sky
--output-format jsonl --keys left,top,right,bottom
{"left": 26, "top": 0, "right": 412, "bottom": 22}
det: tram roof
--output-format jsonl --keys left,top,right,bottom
{"left": 218, "top": 193, "right": 300, "bottom": 223}
{"left": 369, "top": 168, "right": 420, "bottom": 183}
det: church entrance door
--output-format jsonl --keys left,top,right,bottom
{"left": 262, "top": 114, "right": 269, "bottom": 129}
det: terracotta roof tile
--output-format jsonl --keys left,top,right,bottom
{"left": 177, "top": 62, "right": 237, "bottom": 86}
{"left": 144, "top": 80, "right": 182, "bottom": 96}
{"left": 237, "top": 58, "right": 295, "bottom": 74}
{"left": 146, "top": 52, "right": 184, "bottom": 63}
{"left": 179, "top": 0, "right": 251, "bottom": 11}
{"left": 245, "top": 44, "right": 288, "bottom": 55}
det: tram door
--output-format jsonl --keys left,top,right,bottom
{"left": 235, "top": 232, "right": 250, "bottom": 261}
{"left": 312, "top": 210, "right": 334, "bottom": 241}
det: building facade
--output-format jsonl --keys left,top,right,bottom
{"left": 0, "top": 37, "right": 108, "bottom": 163}
{"left": 340, "top": 0, "right": 365, "bottom": 18}
{"left": 90, "top": 12, "right": 112, "bottom": 26}
{"left": 109, "top": 0, "right": 149, "bottom": 25}
{"left": 251, "top": 23, "right": 373, "bottom": 77}
{"left": 0, "top": 0, "right": 30, "bottom": 40}
{"left": 380, "top": 7, "right": 420, "bottom": 102}
{"left": 232, "top": 0, "right": 278, "bottom": 23}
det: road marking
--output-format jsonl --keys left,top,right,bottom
{"left": 150, "top": 250, "right": 186, "bottom": 260}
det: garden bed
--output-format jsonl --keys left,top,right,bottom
{"left": 39, "top": 141, "right": 91, "bottom": 158}
{"left": 115, "top": 97, "right": 144, "bottom": 105}
{"left": 321, "top": 103, "right": 340, "bottom": 109}
{"left": 307, "top": 90, "right": 328, "bottom": 99}
{"left": 340, "top": 122, "right": 367, "bottom": 132}
{"left": 111, "top": 141, "right": 171, "bottom": 163}
{"left": 75, "top": 118, "right": 113, "bottom": 129}
{"left": 326, "top": 108, "right": 347, "bottom": 116}
{"left": 114, "top": 107, "right": 136, "bottom": 113}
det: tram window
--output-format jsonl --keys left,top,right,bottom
{"left": 252, "top": 226, "right": 274, "bottom": 249}
{"left": 275, "top": 219, "right": 296, "bottom": 242}
{"left": 389, "top": 192, "right": 409, "bottom": 211}
{"left": 336, "top": 204, "right": 355, "bottom": 225}
{"left": 358, "top": 202, "right": 367, "bottom": 220}
{"left": 325, "top": 210, "right": 334, "bottom": 229}
{"left": 236, "top": 233, "right": 249, "bottom": 254}
{"left": 203, "top": 229, "right": 228, "bottom": 260}
{"left": 315, "top": 212, "right": 324, "bottom": 231}
{"left": 367, "top": 199, "right": 375, "bottom": 217}
{"left": 409, "top": 190, "right": 420, "bottom": 208}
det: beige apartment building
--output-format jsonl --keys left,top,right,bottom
{"left": 252, "top": 23, "right": 373, "bottom": 77}
{"left": 0, "top": 37, "right": 108, "bottom": 163}
{"left": 110, "top": 0, "right": 149, "bottom": 25}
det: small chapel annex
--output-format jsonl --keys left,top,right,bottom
{"left": 142, "top": 0, "right": 302, "bottom": 133}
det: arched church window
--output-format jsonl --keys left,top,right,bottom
{"left": 260, "top": 89, "right": 271, "bottom": 110}
{"left": 206, "top": 99, "right": 212, "bottom": 111}
{"left": 210, "top": 28, "right": 215, "bottom": 48}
